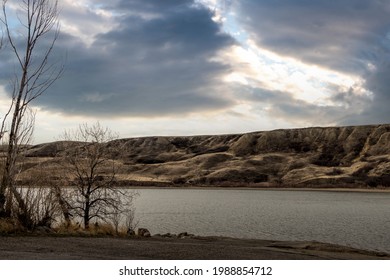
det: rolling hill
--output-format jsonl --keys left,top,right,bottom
{"left": 16, "top": 124, "right": 390, "bottom": 188}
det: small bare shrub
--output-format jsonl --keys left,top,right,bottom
{"left": 0, "top": 218, "right": 23, "bottom": 234}
{"left": 326, "top": 168, "right": 344, "bottom": 176}
{"left": 15, "top": 186, "right": 59, "bottom": 229}
{"left": 109, "top": 191, "right": 138, "bottom": 235}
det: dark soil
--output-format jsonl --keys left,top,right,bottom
{"left": 0, "top": 235, "right": 388, "bottom": 260}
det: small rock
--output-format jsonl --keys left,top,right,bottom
{"left": 181, "top": 235, "right": 193, "bottom": 239}
{"left": 137, "top": 228, "right": 151, "bottom": 237}
{"left": 178, "top": 232, "right": 188, "bottom": 238}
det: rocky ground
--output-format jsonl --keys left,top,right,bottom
{"left": 0, "top": 235, "right": 389, "bottom": 260}
{"left": 11, "top": 124, "right": 390, "bottom": 188}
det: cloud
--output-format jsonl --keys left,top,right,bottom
{"left": 59, "top": 0, "right": 118, "bottom": 44}
{"left": 1, "top": 0, "right": 388, "bottom": 142}
{"left": 1, "top": 0, "right": 236, "bottom": 117}
{"left": 339, "top": 59, "right": 390, "bottom": 125}
{"left": 236, "top": 86, "right": 349, "bottom": 127}
{"left": 216, "top": 43, "right": 373, "bottom": 126}
{"left": 234, "top": 0, "right": 390, "bottom": 74}
{"left": 227, "top": 0, "right": 390, "bottom": 125}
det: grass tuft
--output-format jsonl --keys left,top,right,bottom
{"left": 0, "top": 218, "right": 24, "bottom": 234}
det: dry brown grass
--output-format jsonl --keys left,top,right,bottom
{"left": 0, "top": 218, "right": 24, "bottom": 234}
{"left": 12, "top": 124, "right": 390, "bottom": 189}
{"left": 52, "top": 221, "right": 130, "bottom": 237}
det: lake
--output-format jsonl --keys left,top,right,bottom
{"left": 132, "top": 188, "right": 390, "bottom": 253}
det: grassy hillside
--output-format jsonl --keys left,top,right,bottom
{"left": 12, "top": 124, "right": 390, "bottom": 188}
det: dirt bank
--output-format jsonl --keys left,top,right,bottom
{"left": 0, "top": 235, "right": 388, "bottom": 260}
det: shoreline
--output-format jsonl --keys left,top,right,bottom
{"left": 0, "top": 234, "right": 388, "bottom": 260}
{"left": 124, "top": 185, "right": 390, "bottom": 193}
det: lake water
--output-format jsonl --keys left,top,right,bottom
{"left": 132, "top": 188, "right": 390, "bottom": 253}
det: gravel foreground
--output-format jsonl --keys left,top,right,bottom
{"left": 0, "top": 235, "right": 388, "bottom": 260}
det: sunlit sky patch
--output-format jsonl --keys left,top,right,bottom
{"left": 0, "top": 0, "right": 389, "bottom": 143}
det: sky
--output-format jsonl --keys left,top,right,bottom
{"left": 0, "top": 0, "right": 389, "bottom": 143}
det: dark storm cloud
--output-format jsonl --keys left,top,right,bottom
{"left": 235, "top": 0, "right": 390, "bottom": 74}
{"left": 339, "top": 60, "right": 390, "bottom": 125}
{"left": 2, "top": 0, "right": 389, "bottom": 126}
{"left": 99, "top": 3, "right": 231, "bottom": 61}
{"left": 116, "top": 0, "right": 194, "bottom": 13}
{"left": 1, "top": 0, "right": 236, "bottom": 117}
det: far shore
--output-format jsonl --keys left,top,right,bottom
{"left": 18, "top": 183, "right": 390, "bottom": 193}
{"left": 123, "top": 185, "right": 390, "bottom": 193}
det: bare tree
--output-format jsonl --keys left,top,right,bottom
{"left": 0, "top": 0, "right": 63, "bottom": 224}
{"left": 59, "top": 122, "right": 134, "bottom": 230}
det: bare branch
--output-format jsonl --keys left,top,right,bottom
{"left": 56, "top": 122, "right": 133, "bottom": 229}
{"left": 0, "top": 0, "right": 62, "bottom": 225}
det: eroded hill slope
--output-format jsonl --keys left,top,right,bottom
{"left": 21, "top": 124, "right": 390, "bottom": 187}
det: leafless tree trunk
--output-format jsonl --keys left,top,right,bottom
{"left": 59, "top": 122, "right": 134, "bottom": 230}
{"left": 0, "top": 0, "right": 63, "bottom": 225}
{"left": 52, "top": 185, "right": 72, "bottom": 227}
